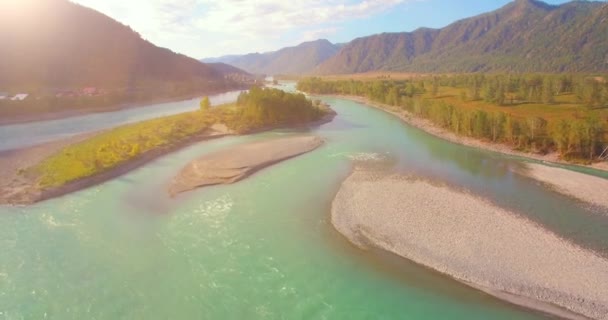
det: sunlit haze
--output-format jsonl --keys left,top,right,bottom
{"left": 69, "top": 0, "right": 578, "bottom": 59}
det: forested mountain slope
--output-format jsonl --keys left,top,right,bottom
{"left": 316, "top": 0, "right": 608, "bottom": 74}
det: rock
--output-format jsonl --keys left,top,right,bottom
{"left": 168, "top": 136, "right": 324, "bottom": 195}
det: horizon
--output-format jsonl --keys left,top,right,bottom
{"left": 69, "top": 0, "right": 592, "bottom": 60}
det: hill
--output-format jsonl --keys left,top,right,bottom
{"left": 202, "top": 39, "right": 340, "bottom": 75}
{"left": 207, "top": 63, "right": 250, "bottom": 77}
{"left": 315, "top": 0, "right": 608, "bottom": 74}
{"left": 0, "top": 0, "right": 230, "bottom": 92}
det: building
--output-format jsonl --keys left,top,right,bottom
{"left": 82, "top": 87, "right": 98, "bottom": 96}
{"left": 11, "top": 94, "right": 29, "bottom": 101}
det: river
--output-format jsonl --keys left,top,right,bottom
{"left": 0, "top": 90, "right": 243, "bottom": 151}
{"left": 1, "top": 84, "right": 607, "bottom": 319}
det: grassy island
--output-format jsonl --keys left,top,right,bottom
{"left": 21, "top": 88, "right": 332, "bottom": 197}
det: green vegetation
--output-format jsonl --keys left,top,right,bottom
{"left": 33, "top": 110, "right": 216, "bottom": 188}
{"left": 200, "top": 96, "right": 211, "bottom": 111}
{"left": 298, "top": 75, "right": 608, "bottom": 162}
{"left": 32, "top": 88, "right": 330, "bottom": 188}
{"left": 232, "top": 87, "right": 329, "bottom": 132}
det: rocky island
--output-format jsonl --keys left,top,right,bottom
{"left": 331, "top": 168, "right": 608, "bottom": 320}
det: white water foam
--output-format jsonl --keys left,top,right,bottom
{"left": 346, "top": 152, "right": 387, "bottom": 162}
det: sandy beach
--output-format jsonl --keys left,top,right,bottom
{"left": 331, "top": 168, "right": 608, "bottom": 320}
{"left": 169, "top": 135, "right": 324, "bottom": 195}
{"left": 331, "top": 94, "right": 608, "bottom": 173}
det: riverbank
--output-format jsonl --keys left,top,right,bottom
{"left": 329, "top": 94, "right": 608, "bottom": 173}
{"left": 0, "top": 125, "right": 232, "bottom": 205}
{"left": 331, "top": 168, "right": 608, "bottom": 320}
{"left": 0, "top": 99, "right": 336, "bottom": 206}
{"left": 0, "top": 86, "right": 246, "bottom": 126}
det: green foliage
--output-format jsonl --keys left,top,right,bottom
{"left": 200, "top": 96, "right": 211, "bottom": 111}
{"left": 298, "top": 76, "right": 608, "bottom": 162}
{"left": 231, "top": 87, "right": 328, "bottom": 133}
{"left": 33, "top": 110, "right": 214, "bottom": 188}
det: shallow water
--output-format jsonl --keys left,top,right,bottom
{"left": 1, "top": 85, "right": 607, "bottom": 319}
{"left": 0, "top": 90, "right": 243, "bottom": 151}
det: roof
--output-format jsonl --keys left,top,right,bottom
{"left": 11, "top": 94, "right": 29, "bottom": 101}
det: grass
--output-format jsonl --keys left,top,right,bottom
{"left": 31, "top": 106, "right": 232, "bottom": 188}
{"left": 429, "top": 86, "right": 608, "bottom": 121}
{"left": 315, "top": 74, "right": 608, "bottom": 121}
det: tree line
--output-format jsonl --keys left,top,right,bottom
{"left": 297, "top": 77, "right": 607, "bottom": 162}
{"left": 232, "top": 87, "right": 327, "bottom": 132}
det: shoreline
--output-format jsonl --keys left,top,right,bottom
{"left": 331, "top": 168, "right": 608, "bottom": 320}
{"left": 327, "top": 94, "right": 608, "bottom": 174}
{"left": 0, "top": 86, "right": 247, "bottom": 126}
{"left": 0, "top": 129, "right": 232, "bottom": 206}
{"left": 0, "top": 111, "right": 336, "bottom": 206}
{"left": 517, "top": 163, "right": 608, "bottom": 211}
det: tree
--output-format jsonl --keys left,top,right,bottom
{"left": 432, "top": 77, "right": 440, "bottom": 97}
{"left": 496, "top": 83, "right": 506, "bottom": 106}
{"left": 460, "top": 90, "right": 467, "bottom": 102}
{"left": 584, "top": 115, "right": 603, "bottom": 160}
{"left": 542, "top": 78, "right": 555, "bottom": 104}
{"left": 550, "top": 120, "right": 570, "bottom": 156}
{"left": 200, "top": 96, "right": 211, "bottom": 111}
{"left": 489, "top": 112, "right": 506, "bottom": 142}
{"left": 503, "top": 115, "right": 520, "bottom": 145}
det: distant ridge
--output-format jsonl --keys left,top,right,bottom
{"left": 202, "top": 39, "right": 341, "bottom": 75}
{"left": 315, "top": 0, "right": 608, "bottom": 74}
{"left": 207, "top": 63, "right": 251, "bottom": 77}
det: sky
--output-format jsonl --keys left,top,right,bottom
{"left": 70, "top": 0, "right": 587, "bottom": 59}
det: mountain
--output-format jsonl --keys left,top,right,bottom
{"left": 0, "top": 0, "right": 228, "bottom": 91}
{"left": 207, "top": 63, "right": 250, "bottom": 77}
{"left": 316, "top": 0, "right": 608, "bottom": 74}
{"left": 202, "top": 39, "right": 341, "bottom": 75}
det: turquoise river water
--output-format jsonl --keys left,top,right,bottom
{"left": 1, "top": 83, "right": 607, "bottom": 319}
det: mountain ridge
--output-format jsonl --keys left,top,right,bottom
{"left": 315, "top": 0, "right": 608, "bottom": 74}
{"left": 202, "top": 39, "right": 340, "bottom": 75}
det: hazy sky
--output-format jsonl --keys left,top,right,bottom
{"left": 71, "top": 0, "right": 589, "bottom": 59}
